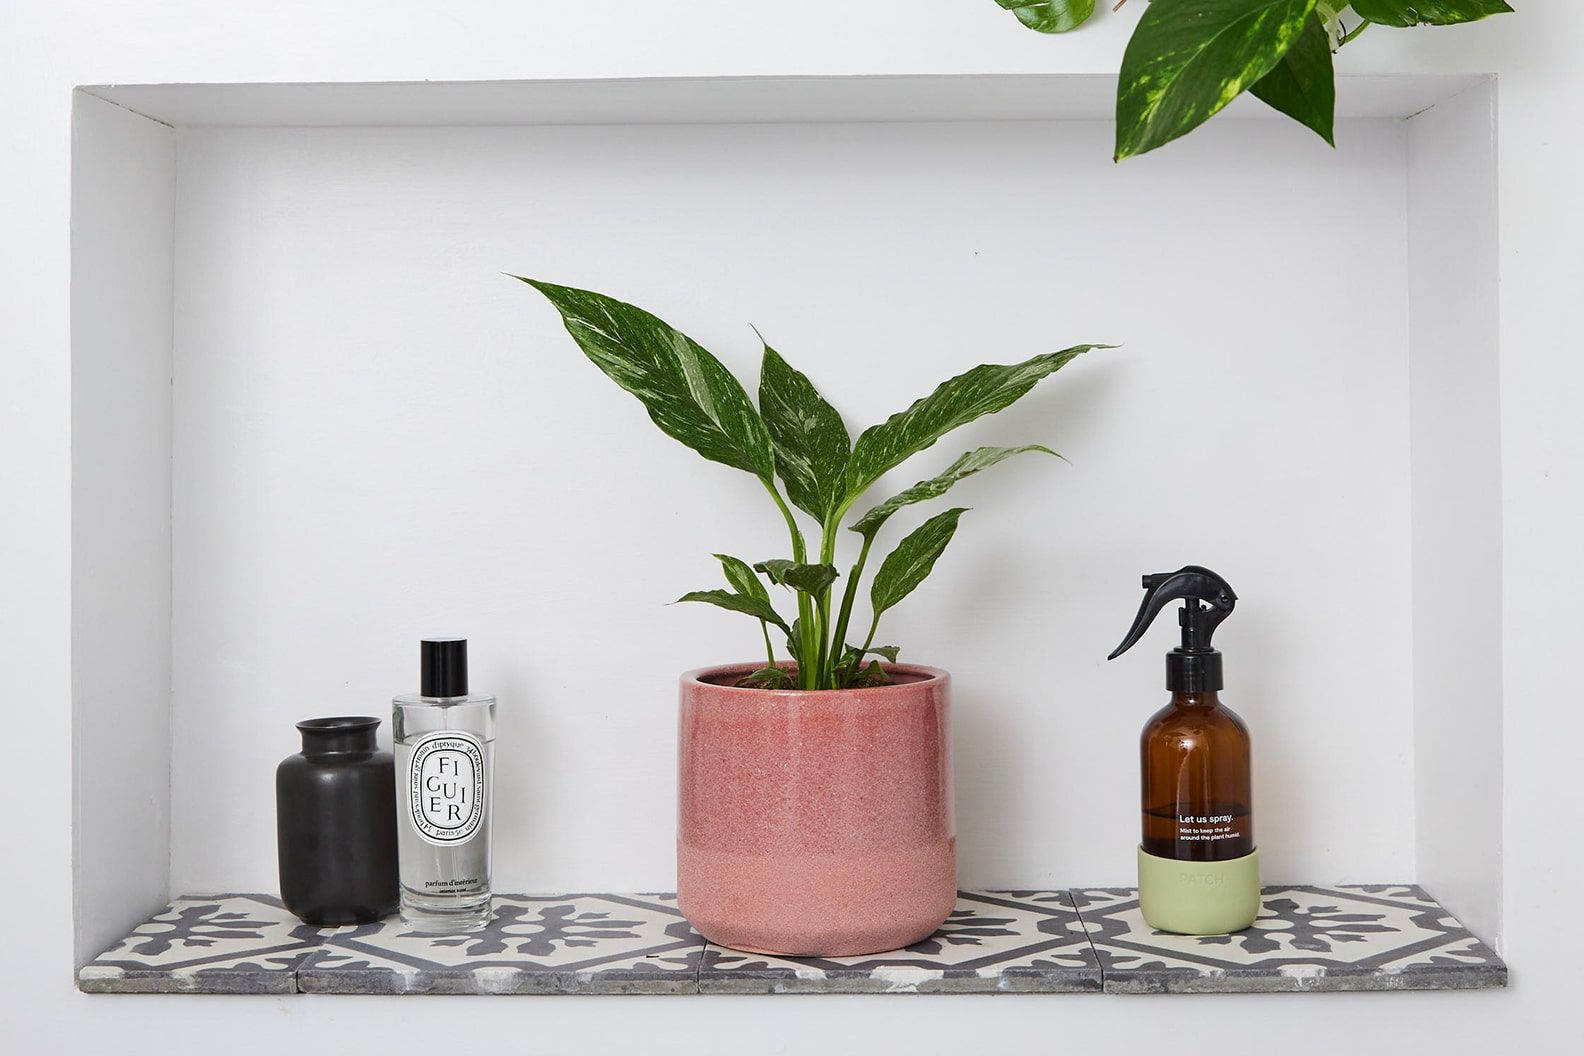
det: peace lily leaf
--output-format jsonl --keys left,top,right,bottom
{"left": 1349, "top": 0, "right": 1512, "bottom": 27}
{"left": 677, "top": 590, "right": 790, "bottom": 633}
{"left": 848, "top": 660, "right": 892, "bottom": 688}
{"left": 736, "top": 666, "right": 797, "bottom": 690}
{"left": 785, "top": 617, "right": 805, "bottom": 659}
{"left": 519, "top": 279, "right": 775, "bottom": 480}
{"left": 1249, "top": 10, "right": 1336, "bottom": 145}
{"left": 843, "top": 347, "right": 1098, "bottom": 510}
{"left": 756, "top": 558, "right": 795, "bottom": 583}
{"left": 871, "top": 508, "right": 968, "bottom": 618}
{"left": 754, "top": 560, "right": 840, "bottom": 597}
{"left": 759, "top": 340, "right": 851, "bottom": 519}
{"left": 1115, "top": 0, "right": 1318, "bottom": 161}
{"left": 714, "top": 553, "right": 770, "bottom": 602}
{"left": 851, "top": 445, "right": 1059, "bottom": 539}
{"left": 995, "top": 0, "right": 1097, "bottom": 33}
{"left": 836, "top": 643, "right": 902, "bottom": 674}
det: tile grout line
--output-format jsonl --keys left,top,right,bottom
{"left": 1062, "top": 887, "right": 1110, "bottom": 992}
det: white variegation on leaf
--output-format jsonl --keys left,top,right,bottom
{"left": 523, "top": 279, "right": 1100, "bottom": 690}
{"left": 676, "top": 589, "right": 790, "bottom": 634}
{"left": 759, "top": 340, "right": 850, "bottom": 520}
{"left": 871, "top": 508, "right": 969, "bottom": 620}
{"left": 841, "top": 347, "right": 1097, "bottom": 513}
{"left": 519, "top": 278, "right": 774, "bottom": 480}
{"left": 852, "top": 445, "right": 1059, "bottom": 539}
{"left": 754, "top": 559, "right": 840, "bottom": 597}
{"left": 714, "top": 553, "right": 770, "bottom": 602}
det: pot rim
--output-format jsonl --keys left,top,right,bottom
{"left": 680, "top": 661, "right": 949, "bottom": 696}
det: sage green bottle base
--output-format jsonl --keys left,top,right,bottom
{"left": 1137, "top": 846, "right": 1261, "bottom": 935}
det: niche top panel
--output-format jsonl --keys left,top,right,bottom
{"left": 78, "top": 886, "right": 1503, "bottom": 995}
{"left": 79, "top": 74, "right": 1484, "bottom": 129}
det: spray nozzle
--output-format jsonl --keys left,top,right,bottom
{"left": 1108, "top": 565, "right": 1237, "bottom": 692}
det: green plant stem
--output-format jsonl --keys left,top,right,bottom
{"left": 814, "top": 520, "right": 843, "bottom": 687}
{"left": 828, "top": 533, "right": 874, "bottom": 686}
{"left": 858, "top": 613, "right": 880, "bottom": 660}
{"left": 759, "top": 620, "right": 775, "bottom": 667}
{"left": 1338, "top": 19, "right": 1370, "bottom": 47}
{"left": 763, "top": 480, "right": 817, "bottom": 689}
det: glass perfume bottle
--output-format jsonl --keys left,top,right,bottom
{"left": 392, "top": 638, "right": 496, "bottom": 932}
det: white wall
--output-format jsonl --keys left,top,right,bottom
{"left": 69, "top": 92, "right": 176, "bottom": 980}
{"left": 1406, "top": 80, "right": 1503, "bottom": 949}
{"left": 6, "top": 1, "right": 1582, "bottom": 1053}
{"left": 166, "top": 117, "right": 1414, "bottom": 898}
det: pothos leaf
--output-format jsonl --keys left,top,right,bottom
{"left": 519, "top": 279, "right": 775, "bottom": 479}
{"left": 851, "top": 445, "right": 1059, "bottom": 540}
{"left": 713, "top": 553, "right": 770, "bottom": 602}
{"left": 677, "top": 590, "right": 790, "bottom": 633}
{"left": 754, "top": 559, "right": 840, "bottom": 597}
{"left": 842, "top": 347, "right": 1097, "bottom": 512}
{"left": 759, "top": 340, "right": 850, "bottom": 520}
{"left": 1249, "top": 9, "right": 1336, "bottom": 146}
{"left": 994, "top": 0, "right": 1097, "bottom": 33}
{"left": 1115, "top": 0, "right": 1318, "bottom": 161}
{"left": 871, "top": 508, "right": 968, "bottom": 618}
{"left": 1349, "top": 0, "right": 1513, "bottom": 27}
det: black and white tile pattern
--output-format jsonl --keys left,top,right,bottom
{"left": 696, "top": 891, "right": 1099, "bottom": 993}
{"left": 298, "top": 893, "right": 702, "bottom": 994}
{"left": 78, "top": 886, "right": 1504, "bottom": 995}
{"left": 1074, "top": 885, "right": 1508, "bottom": 993}
{"left": 77, "top": 894, "right": 322, "bottom": 994}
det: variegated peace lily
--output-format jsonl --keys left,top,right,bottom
{"left": 519, "top": 278, "right": 1103, "bottom": 690}
{"left": 994, "top": 1, "right": 1514, "bottom": 160}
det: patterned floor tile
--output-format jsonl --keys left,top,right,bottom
{"left": 77, "top": 895, "right": 321, "bottom": 994}
{"left": 296, "top": 893, "right": 703, "bottom": 994}
{"left": 78, "top": 887, "right": 1506, "bottom": 996}
{"left": 696, "top": 891, "right": 1101, "bottom": 994}
{"left": 1072, "top": 884, "right": 1508, "bottom": 994}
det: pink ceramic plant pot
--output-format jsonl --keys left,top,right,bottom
{"left": 677, "top": 662, "right": 955, "bottom": 956}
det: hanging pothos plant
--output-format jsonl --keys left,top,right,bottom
{"left": 993, "top": 1, "right": 1513, "bottom": 159}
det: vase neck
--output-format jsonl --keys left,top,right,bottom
{"left": 297, "top": 716, "right": 380, "bottom": 755}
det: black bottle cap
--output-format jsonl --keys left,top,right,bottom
{"left": 1164, "top": 648, "right": 1224, "bottom": 694}
{"left": 421, "top": 638, "right": 469, "bottom": 698}
{"left": 1107, "top": 566, "right": 1237, "bottom": 693}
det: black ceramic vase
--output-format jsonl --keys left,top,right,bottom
{"left": 276, "top": 716, "right": 400, "bottom": 925}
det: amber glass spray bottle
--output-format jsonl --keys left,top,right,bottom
{"left": 1109, "top": 566, "right": 1259, "bottom": 935}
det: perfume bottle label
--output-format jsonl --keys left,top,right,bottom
{"left": 405, "top": 730, "right": 486, "bottom": 846}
